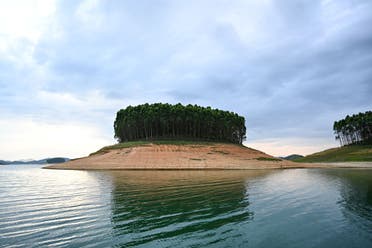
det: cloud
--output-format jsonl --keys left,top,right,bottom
{"left": 0, "top": 0, "right": 372, "bottom": 158}
{"left": 0, "top": 0, "right": 56, "bottom": 42}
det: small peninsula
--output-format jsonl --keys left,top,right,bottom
{"left": 45, "top": 141, "right": 311, "bottom": 170}
{"left": 293, "top": 145, "right": 372, "bottom": 163}
{"left": 294, "top": 111, "right": 372, "bottom": 163}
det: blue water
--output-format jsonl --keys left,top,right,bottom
{"left": 0, "top": 165, "right": 371, "bottom": 247}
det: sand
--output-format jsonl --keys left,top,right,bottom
{"left": 44, "top": 143, "right": 332, "bottom": 170}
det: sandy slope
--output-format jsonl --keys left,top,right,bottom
{"left": 45, "top": 143, "right": 326, "bottom": 170}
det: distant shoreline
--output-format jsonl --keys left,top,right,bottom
{"left": 1, "top": 157, "right": 69, "bottom": 165}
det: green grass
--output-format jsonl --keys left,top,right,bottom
{"left": 89, "top": 140, "right": 238, "bottom": 156}
{"left": 294, "top": 145, "right": 372, "bottom": 162}
{"left": 256, "top": 157, "right": 282, "bottom": 162}
{"left": 89, "top": 141, "right": 151, "bottom": 156}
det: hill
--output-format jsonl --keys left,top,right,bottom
{"left": 281, "top": 154, "right": 304, "bottom": 161}
{"left": 46, "top": 157, "right": 68, "bottom": 164}
{"left": 293, "top": 145, "right": 372, "bottom": 162}
{"left": 45, "top": 141, "right": 311, "bottom": 170}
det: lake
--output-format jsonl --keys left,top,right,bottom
{"left": 0, "top": 165, "right": 371, "bottom": 248}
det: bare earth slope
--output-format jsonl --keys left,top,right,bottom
{"left": 45, "top": 143, "right": 324, "bottom": 170}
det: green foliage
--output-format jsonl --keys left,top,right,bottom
{"left": 46, "top": 158, "right": 66, "bottom": 164}
{"left": 256, "top": 157, "right": 282, "bottom": 161}
{"left": 282, "top": 154, "right": 304, "bottom": 161}
{"left": 294, "top": 145, "right": 372, "bottom": 162}
{"left": 333, "top": 111, "right": 372, "bottom": 146}
{"left": 114, "top": 103, "right": 246, "bottom": 144}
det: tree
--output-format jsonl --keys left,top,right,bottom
{"left": 333, "top": 111, "right": 372, "bottom": 146}
{"left": 114, "top": 103, "right": 247, "bottom": 144}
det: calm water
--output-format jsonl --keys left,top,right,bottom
{"left": 0, "top": 165, "right": 371, "bottom": 248}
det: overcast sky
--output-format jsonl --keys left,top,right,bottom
{"left": 1, "top": 0, "right": 371, "bottom": 160}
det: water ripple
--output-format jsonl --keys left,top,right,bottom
{"left": 1, "top": 166, "right": 372, "bottom": 247}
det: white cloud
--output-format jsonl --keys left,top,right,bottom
{"left": 0, "top": 0, "right": 371, "bottom": 160}
{"left": 0, "top": 0, "right": 56, "bottom": 43}
{"left": 36, "top": 89, "right": 125, "bottom": 110}
{"left": 75, "top": 0, "right": 104, "bottom": 30}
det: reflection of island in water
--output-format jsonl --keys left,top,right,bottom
{"left": 334, "top": 170, "right": 372, "bottom": 223}
{"left": 315, "top": 169, "right": 372, "bottom": 236}
{"left": 106, "top": 170, "right": 272, "bottom": 247}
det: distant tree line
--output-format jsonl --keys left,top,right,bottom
{"left": 333, "top": 111, "right": 372, "bottom": 146}
{"left": 114, "top": 103, "right": 246, "bottom": 144}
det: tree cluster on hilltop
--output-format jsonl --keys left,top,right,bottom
{"left": 333, "top": 111, "right": 372, "bottom": 146}
{"left": 114, "top": 103, "right": 246, "bottom": 144}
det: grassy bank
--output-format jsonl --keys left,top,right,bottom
{"left": 89, "top": 140, "right": 244, "bottom": 156}
{"left": 294, "top": 145, "right": 372, "bottom": 162}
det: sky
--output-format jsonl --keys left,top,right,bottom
{"left": 0, "top": 0, "right": 371, "bottom": 160}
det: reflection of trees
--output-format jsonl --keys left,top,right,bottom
{"left": 320, "top": 169, "right": 372, "bottom": 230}
{"left": 336, "top": 170, "right": 372, "bottom": 222}
{"left": 107, "top": 170, "right": 271, "bottom": 247}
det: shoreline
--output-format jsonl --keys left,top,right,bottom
{"left": 43, "top": 163, "right": 372, "bottom": 170}
{"left": 315, "top": 162, "right": 372, "bottom": 168}
{"left": 43, "top": 143, "right": 332, "bottom": 170}
{"left": 43, "top": 142, "right": 372, "bottom": 171}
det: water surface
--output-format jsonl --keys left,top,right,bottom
{"left": 0, "top": 165, "right": 371, "bottom": 247}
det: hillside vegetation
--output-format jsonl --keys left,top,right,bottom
{"left": 294, "top": 145, "right": 372, "bottom": 162}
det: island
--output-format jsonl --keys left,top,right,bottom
{"left": 45, "top": 104, "right": 371, "bottom": 170}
